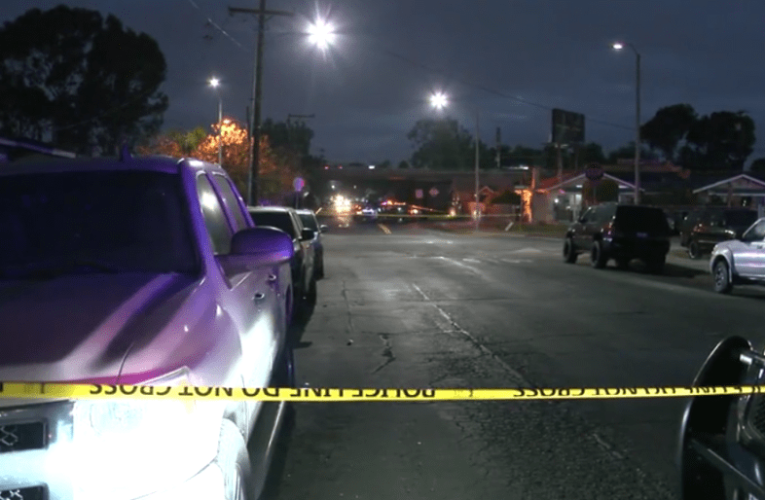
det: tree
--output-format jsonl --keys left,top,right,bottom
{"left": 577, "top": 142, "right": 607, "bottom": 165}
{"left": 398, "top": 160, "right": 411, "bottom": 169}
{"left": 0, "top": 6, "right": 168, "bottom": 155}
{"left": 582, "top": 178, "right": 619, "bottom": 204}
{"left": 139, "top": 120, "right": 297, "bottom": 201}
{"left": 262, "top": 118, "right": 314, "bottom": 158}
{"left": 607, "top": 142, "right": 657, "bottom": 164}
{"left": 750, "top": 158, "right": 765, "bottom": 173}
{"left": 407, "top": 118, "right": 479, "bottom": 170}
{"left": 640, "top": 104, "right": 698, "bottom": 162}
{"left": 378, "top": 160, "right": 392, "bottom": 169}
{"left": 680, "top": 111, "right": 755, "bottom": 171}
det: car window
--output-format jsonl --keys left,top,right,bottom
{"left": 0, "top": 171, "right": 199, "bottom": 277}
{"left": 580, "top": 208, "right": 594, "bottom": 223}
{"left": 615, "top": 206, "right": 670, "bottom": 234}
{"left": 211, "top": 173, "right": 248, "bottom": 232}
{"left": 299, "top": 213, "right": 318, "bottom": 230}
{"left": 742, "top": 220, "right": 765, "bottom": 242}
{"left": 196, "top": 174, "right": 233, "bottom": 255}
{"left": 250, "top": 211, "right": 297, "bottom": 238}
{"left": 291, "top": 211, "right": 305, "bottom": 232}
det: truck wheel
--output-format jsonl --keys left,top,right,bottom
{"left": 563, "top": 237, "right": 577, "bottom": 263}
{"left": 591, "top": 240, "right": 607, "bottom": 269}
{"left": 688, "top": 240, "right": 702, "bottom": 260}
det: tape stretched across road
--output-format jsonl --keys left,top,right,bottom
{"left": 1, "top": 383, "right": 765, "bottom": 402}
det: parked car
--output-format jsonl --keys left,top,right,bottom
{"left": 563, "top": 203, "right": 672, "bottom": 272}
{"left": 709, "top": 216, "right": 765, "bottom": 294}
{"left": 248, "top": 206, "right": 317, "bottom": 313}
{"left": 679, "top": 335, "right": 765, "bottom": 500}
{"left": 680, "top": 207, "right": 758, "bottom": 259}
{"left": 0, "top": 151, "right": 295, "bottom": 500}
{"left": 296, "top": 208, "right": 328, "bottom": 279}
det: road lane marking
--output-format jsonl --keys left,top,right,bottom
{"left": 378, "top": 224, "right": 391, "bottom": 234}
{"left": 411, "top": 283, "right": 532, "bottom": 388}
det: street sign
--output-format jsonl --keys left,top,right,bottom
{"left": 429, "top": 187, "right": 439, "bottom": 197}
{"left": 415, "top": 189, "right": 423, "bottom": 199}
{"left": 551, "top": 109, "right": 585, "bottom": 144}
{"left": 293, "top": 177, "right": 305, "bottom": 192}
{"left": 585, "top": 164, "right": 604, "bottom": 181}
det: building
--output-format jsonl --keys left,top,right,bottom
{"left": 691, "top": 173, "right": 765, "bottom": 216}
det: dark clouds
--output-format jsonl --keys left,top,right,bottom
{"left": 3, "top": 0, "right": 765, "bottom": 163}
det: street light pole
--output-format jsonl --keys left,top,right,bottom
{"left": 474, "top": 110, "right": 480, "bottom": 231}
{"left": 217, "top": 94, "right": 223, "bottom": 166}
{"left": 635, "top": 51, "right": 641, "bottom": 205}
{"left": 208, "top": 77, "right": 223, "bottom": 167}
{"left": 613, "top": 41, "right": 641, "bottom": 205}
{"left": 229, "top": 3, "right": 295, "bottom": 206}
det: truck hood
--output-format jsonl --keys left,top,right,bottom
{"left": 0, "top": 272, "right": 199, "bottom": 384}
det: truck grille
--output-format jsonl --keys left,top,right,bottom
{"left": 0, "top": 486, "right": 45, "bottom": 500}
{"left": 0, "top": 422, "right": 46, "bottom": 453}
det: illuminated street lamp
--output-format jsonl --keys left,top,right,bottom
{"left": 208, "top": 76, "right": 223, "bottom": 166}
{"left": 430, "top": 92, "right": 448, "bottom": 110}
{"left": 612, "top": 41, "right": 641, "bottom": 204}
{"left": 430, "top": 91, "right": 481, "bottom": 229}
{"left": 307, "top": 18, "right": 336, "bottom": 52}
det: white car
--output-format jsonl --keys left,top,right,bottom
{"left": 709, "top": 216, "right": 765, "bottom": 294}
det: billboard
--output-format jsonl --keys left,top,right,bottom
{"left": 551, "top": 109, "right": 585, "bottom": 144}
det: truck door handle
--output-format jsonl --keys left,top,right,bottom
{"left": 254, "top": 292, "right": 266, "bottom": 301}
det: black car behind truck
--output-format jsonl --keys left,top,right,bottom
{"left": 563, "top": 203, "right": 672, "bottom": 273}
{"left": 680, "top": 207, "right": 758, "bottom": 259}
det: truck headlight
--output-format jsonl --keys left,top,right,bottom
{"left": 70, "top": 370, "right": 224, "bottom": 500}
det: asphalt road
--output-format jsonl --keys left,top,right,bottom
{"left": 263, "top": 220, "right": 765, "bottom": 500}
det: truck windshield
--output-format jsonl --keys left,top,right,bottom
{"left": 0, "top": 170, "right": 199, "bottom": 279}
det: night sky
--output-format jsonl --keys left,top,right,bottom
{"left": 3, "top": 0, "right": 765, "bottom": 165}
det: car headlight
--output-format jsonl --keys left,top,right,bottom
{"left": 70, "top": 369, "right": 224, "bottom": 500}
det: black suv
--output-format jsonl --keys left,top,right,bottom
{"left": 563, "top": 203, "right": 672, "bottom": 272}
{"left": 680, "top": 207, "right": 758, "bottom": 259}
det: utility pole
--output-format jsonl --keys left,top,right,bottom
{"left": 495, "top": 126, "right": 501, "bottom": 170}
{"left": 474, "top": 110, "right": 480, "bottom": 231}
{"left": 229, "top": 2, "right": 294, "bottom": 206}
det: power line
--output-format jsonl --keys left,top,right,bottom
{"left": 372, "top": 44, "right": 634, "bottom": 132}
{"left": 187, "top": 0, "right": 247, "bottom": 50}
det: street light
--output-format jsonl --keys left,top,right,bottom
{"left": 307, "top": 18, "right": 336, "bottom": 53}
{"left": 613, "top": 41, "right": 641, "bottom": 205}
{"left": 430, "top": 92, "right": 448, "bottom": 110}
{"left": 208, "top": 76, "right": 223, "bottom": 167}
{"left": 430, "top": 92, "right": 481, "bottom": 229}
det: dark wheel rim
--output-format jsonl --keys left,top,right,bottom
{"left": 715, "top": 262, "right": 728, "bottom": 290}
{"left": 689, "top": 242, "right": 699, "bottom": 259}
{"left": 591, "top": 243, "right": 601, "bottom": 265}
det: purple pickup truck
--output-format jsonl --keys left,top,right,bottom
{"left": 0, "top": 152, "right": 295, "bottom": 500}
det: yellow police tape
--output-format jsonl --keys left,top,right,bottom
{"left": 1, "top": 383, "right": 765, "bottom": 402}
